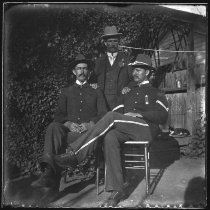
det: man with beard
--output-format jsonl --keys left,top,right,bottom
{"left": 52, "top": 54, "right": 169, "bottom": 207}
{"left": 31, "top": 54, "right": 107, "bottom": 191}
{"left": 92, "top": 25, "right": 131, "bottom": 110}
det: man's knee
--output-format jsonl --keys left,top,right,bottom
{"left": 46, "top": 122, "right": 65, "bottom": 133}
{"left": 104, "top": 130, "right": 120, "bottom": 148}
{"left": 45, "top": 122, "right": 68, "bottom": 144}
{"left": 104, "top": 111, "right": 119, "bottom": 121}
{"left": 67, "top": 132, "right": 82, "bottom": 144}
{"left": 105, "top": 111, "right": 114, "bottom": 118}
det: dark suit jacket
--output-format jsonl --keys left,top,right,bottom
{"left": 54, "top": 83, "right": 108, "bottom": 124}
{"left": 94, "top": 52, "right": 131, "bottom": 95}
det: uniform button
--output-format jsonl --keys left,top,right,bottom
{"left": 135, "top": 101, "right": 138, "bottom": 104}
{"left": 80, "top": 101, "right": 83, "bottom": 103}
{"left": 136, "top": 93, "right": 139, "bottom": 95}
{"left": 80, "top": 93, "right": 82, "bottom": 95}
{"left": 80, "top": 109, "right": 82, "bottom": 111}
{"left": 78, "top": 117, "right": 80, "bottom": 120}
{"left": 133, "top": 108, "right": 136, "bottom": 111}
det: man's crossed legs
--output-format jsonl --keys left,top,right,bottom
{"left": 53, "top": 112, "right": 152, "bottom": 206}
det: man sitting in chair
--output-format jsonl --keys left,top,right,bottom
{"left": 52, "top": 53, "right": 169, "bottom": 207}
{"left": 31, "top": 54, "right": 108, "bottom": 190}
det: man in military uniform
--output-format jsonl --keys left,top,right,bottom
{"left": 53, "top": 54, "right": 169, "bottom": 206}
{"left": 93, "top": 25, "right": 131, "bottom": 110}
{"left": 31, "top": 54, "right": 107, "bottom": 190}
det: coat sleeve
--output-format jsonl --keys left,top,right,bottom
{"left": 88, "top": 60, "right": 98, "bottom": 84}
{"left": 53, "top": 89, "right": 69, "bottom": 123}
{"left": 120, "top": 54, "right": 132, "bottom": 91}
{"left": 94, "top": 58, "right": 98, "bottom": 75}
{"left": 88, "top": 58, "right": 102, "bottom": 84}
{"left": 125, "top": 55, "right": 133, "bottom": 83}
{"left": 89, "top": 88, "right": 108, "bottom": 123}
{"left": 141, "top": 92, "right": 169, "bottom": 124}
{"left": 112, "top": 94, "right": 124, "bottom": 113}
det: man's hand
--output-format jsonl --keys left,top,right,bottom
{"left": 90, "top": 83, "right": 98, "bottom": 89}
{"left": 79, "top": 121, "right": 95, "bottom": 133}
{"left": 64, "top": 121, "right": 81, "bottom": 133}
{"left": 124, "top": 112, "right": 143, "bottom": 118}
{"left": 79, "top": 123, "right": 88, "bottom": 133}
{"left": 122, "top": 87, "right": 131, "bottom": 95}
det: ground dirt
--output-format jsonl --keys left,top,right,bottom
{"left": 2, "top": 156, "right": 206, "bottom": 208}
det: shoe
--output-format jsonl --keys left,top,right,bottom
{"left": 37, "top": 187, "right": 59, "bottom": 207}
{"left": 31, "top": 173, "right": 60, "bottom": 189}
{"left": 31, "top": 166, "right": 60, "bottom": 189}
{"left": 100, "top": 190, "right": 127, "bottom": 207}
{"left": 53, "top": 151, "right": 78, "bottom": 169}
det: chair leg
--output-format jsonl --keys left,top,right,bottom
{"left": 63, "top": 169, "right": 68, "bottom": 183}
{"left": 96, "top": 163, "right": 107, "bottom": 195}
{"left": 104, "top": 163, "right": 107, "bottom": 192}
{"left": 96, "top": 167, "right": 99, "bottom": 195}
{"left": 144, "top": 144, "right": 150, "bottom": 194}
{"left": 148, "top": 148, "right": 151, "bottom": 194}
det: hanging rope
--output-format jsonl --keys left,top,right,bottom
{"left": 119, "top": 45, "right": 206, "bottom": 53}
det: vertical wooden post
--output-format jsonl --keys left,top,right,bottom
{"left": 186, "top": 24, "right": 196, "bottom": 135}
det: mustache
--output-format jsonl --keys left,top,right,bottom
{"left": 78, "top": 73, "right": 86, "bottom": 77}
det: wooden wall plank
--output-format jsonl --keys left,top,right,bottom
{"left": 186, "top": 24, "right": 196, "bottom": 135}
{"left": 165, "top": 93, "right": 187, "bottom": 129}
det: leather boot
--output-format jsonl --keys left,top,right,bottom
{"left": 101, "top": 190, "right": 127, "bottom": 207}
{"left": 31, "top": 165, "right": 60, "bottom": 189}
{"left": 53, "top": 150, "right": 78, "bottom": 170}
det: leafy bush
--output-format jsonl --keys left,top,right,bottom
{"left": 182, "top": 116, "right": 206, "bottom": 158}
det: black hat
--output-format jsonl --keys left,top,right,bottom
{"left": 70, "top": 54, "right": 93, "bottom": 70}
{"left": 101, "top": 26, "right": 122, "bottom": 40}
{"left": 128, "top": 54, "right": 156, "bottom": 71}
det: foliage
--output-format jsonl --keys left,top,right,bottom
{"left": 182, "top": 115, "right": 206, "bottom": 158}
{"left": 5, "top": 4, "right": 189, "bottom": 178}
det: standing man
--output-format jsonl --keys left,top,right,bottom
{"left": 93, "top": 25, "right": 131, "bottom": 110}
{"left": 53, "top": 54, "right": 169, "bottom": 207}
{"left": 31, "top": 54, "right": 107, "bottom": 191}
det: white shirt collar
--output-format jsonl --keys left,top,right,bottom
{"left": 138, "top": 80, "right": 149, "bottom": 86}
{"left": 107, "top": 52, "right": 118, "bottom": 58}
{"left": 76, "top": 80, "right": 87, "bottom": 86}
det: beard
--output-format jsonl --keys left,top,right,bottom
{"left": 133, "top": 76, "right": 140, "bottom": 81}
{"left": 107, "top": 46, "right": 118, "bottom": 53}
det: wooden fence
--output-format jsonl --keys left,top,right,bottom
{"left": 164, "top": 87, "right": 205, "bottom": 132}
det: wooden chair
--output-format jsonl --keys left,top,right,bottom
{"left": 96, "top": 141, "right": 151, "bottom": 195}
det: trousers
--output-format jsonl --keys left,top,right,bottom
{"left": 70, "top": 111, "right": 153, "bottom": 191}
{"left": 40, "top": 122, "right": 82, "bottom": 173}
